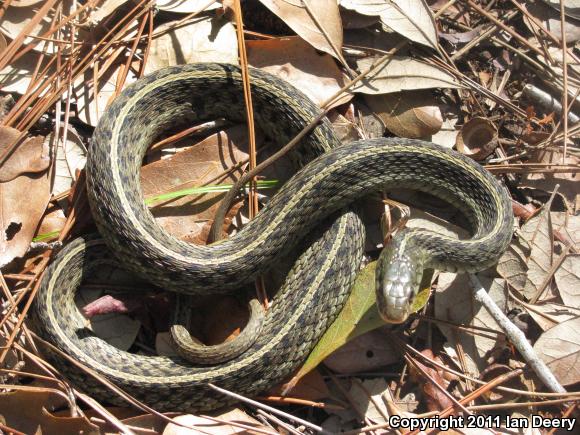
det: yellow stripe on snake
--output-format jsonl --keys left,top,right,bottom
{"left": 32, "top": 64, "right": 513, "bottom": 411}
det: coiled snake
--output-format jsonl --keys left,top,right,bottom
{"left": 33, "top": 63, "right": 513, "bottom": 411}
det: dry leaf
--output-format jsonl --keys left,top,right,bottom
{"left": 0, "top": 50, "right": 38, "bottom": 93}
{"left": 246, "top": 36, "right": 351, "bottom": 108}
{"left": 156, "top": 0, "right": 220, "bottom": 13}
{"left": 435, "top": 274, "right": 507, "bottom": 375}
{"left": 521, "top": 148, "right": 579, "bottom": 208}
{"left": 541, "top": 0, "right": 580, "bottom": 20}
{"left": 497, "top": 236, "right": 529, "bottom": 294}
{"left": 455, "top": 117, "right": 498, "bottom": 160}
{"left": 430, "top": 115, "right": 459, "bottom": 148}
{"left": 0, "top": 126, "right": 50, "bottom": 266}
{"left": 258, "top": 0, "right": 344, "bottom": 61}
{"left": 0, "top": 389, "right": 99, "bottom": 435}
{"left": 520, "top": 205, "right": 557, "bottom": 301}
{"left": 76, "top": 287, "right": 141, "bottom": 351}
{"left": 141, "top": 127, "right": 251, "bottom": 242}
{"left": 353, "top": 56, "right": 461, "bottom": 94}
{"left": 364, "top": 90, "right": 443, "bottom": 139}
{"left": 533, "top": 317, "right": 580, "bottom": 385}
{"left": 45, "top": 126, "right": 87, "bottom": 196}
{"left": 83, "top": 0, "right": 128, "bottom": 26}
{"left": 324, "top": 326, "right": 398, "bottom": 373}
{"left": 554, "top": 254, "right": 580, "bottom": 308}
{"left": 73, "top": 59, "right": 138, "bottom": 126}
{"left": 270, "top": 370, "right": 329, "bottom": 401}
{"left": 163, "top": 409, "right": 269, "bottom": 435}
{"left": 523, "top": 301, "right": 580, "bottom": 331}
{"left": 340, "top": 0, "right": 438, "bottom": 49}
{"left": 144, "top": 15, "right": 237, "bottom": 75}
{"left": 0, "top": 1, "right": 86, "bottom": 55}
{"left": 408, "top": 349, "right": 454, "bottom": 411}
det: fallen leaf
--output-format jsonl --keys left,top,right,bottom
{"left": 521, "top": 148, "right": 579, "bottom": 208}
{"left": 455, "top": 117, "right": 498, "bottom": 160}
{"left": 259, "top": 0, "right": 344, "bottom": 61}
{"left": 533, "top": 317, "right": 580, "bottom": 385}
{"left": 430, "top": 115, "right": 459, "bottom": 148}
{"left": 346, "top": 378, "right": 390, "bottom": 424}
{"left": 408, "top": 349, "right": 454, "bottom": 411}
{"left": 435, "top": 274, "right": 507, "bottom": 375}
{"left": 76, "top": 285, "right": 141, "bottom": 352}
{"left": 353, "top": 56, "right": 461, "bottom": 94}
{"left": 497, "top": 235, "right": 529, "bottom": 294}
{"left": 0, "top": 389, "right": 99, "bottom": 435}
{"left": 364, "top": 90, "right": 443, "bottom": 138}
{"left": 83, "top": 0, "right": 128, "bottom": 26}
{"left": 340, "top": 0, "right": 438, "bottom": 49}
{"left": 0, "top": 50, "right": 37, "bottom": 93}
{"left": 0, "top": 1, "right": 87, "bottom": 55}
{"left": 0, "top": 126, "right": 50, "bottom": 267}
{"left": 73, "top": 57, "right": 139, "bottom": 126}
{"left": 246, "top": 36, "right": 351, "bottom": 108}
{"left": 520, "top": 300, "right": 580, "bottom": 332}
{"left": 541, "top": 0, "right": 580, "bottom": 20}
{"left": 118, "top": 412, "right": 181, "bottom": 434}
{"left": 520, "top": 203, "right": 557, "bottom": 301}
{"left": 324, "top": 326, "right": 398, "bottom": 373}
{"left": 45, "top": 126, "right": 87, "bottom": 197}
{"left": 163, "top": 408, "right": 269, "bottom": 435}
{"left": 144, "top": 15, "right": 237, "bottom": 75}
{"left": 156, "top": 0, "right": 220, "bottom": 13}
{"left": 270, "top": 369, "right": 329, "bottom": 401}
{"left": 554, "top": 254, "right": 580, "bottom": 308}
{"left": 141, "top": 126, "right": 251, "bottom": 242}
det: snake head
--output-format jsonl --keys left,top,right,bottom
{"left": 376, "top": 231, "right": 426, "bottom": 324}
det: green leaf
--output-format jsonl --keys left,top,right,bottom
{"left": 286, "top": 261, "right": 433, "bottom": 389}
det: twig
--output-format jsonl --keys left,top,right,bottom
{"left": 208, "top": 383, "right": 331, "bottom": 434}
{"left": 468, "top": 274, "right": 566, "bottom": 394}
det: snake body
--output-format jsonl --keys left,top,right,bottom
{"left": 32, "top": 63, "right": 513, "bottom": 411}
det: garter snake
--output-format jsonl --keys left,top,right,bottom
{"left": 32, "top": 63, "right": 513, "bottom": 411}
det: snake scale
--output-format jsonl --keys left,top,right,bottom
{"left": 32, "top": 63, "right": 513, "bottom": 411}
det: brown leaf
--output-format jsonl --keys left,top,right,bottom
{"left": 246, "top": 36, "right": 351, "bottom": 108}
{"left": 0, "top": 126, "right": 50, "bottom": 266}
{"left": 521, "top": 148, "right": 579, "bottom": 209}
{"left": 408, "top": 350, "right": 454, "bottom": 412}
{"left": 533, "top": 317, "right": 580, "bottom": 385}
{"left": 520, "top": 204, "right": 557, "bottom": 301}
{"left": 163, "top": 408, "right": 269, "bottom": 435}
{"left": 0, "top": 389, "right": 99, "bottom": 435}
{"left": 270, "top": 369, "right": 329, "bottom": 401}
{"left": 340, "top": 0, "right": 438, "bottom": 49}
{"left": 141, "top": 126, "right": 251, "bottom": 242}
{"left": 364, "top": 90, "right": 443, "bottom": 139}
{"left": 353, "top": 56, "right": 461, "bottom": 94}
{"left": 554, "top": 254, "right": 580, "bottom": 308}
{"left": 258, "top": 0, "right": 344, "bottom": 61}
{"left": 455, "top": 117, "right": 498, "bottom": 160}
{"left": 144, "top": 16, "right": 237, "bottom": 75}
{"left": 323, "top": 326, "right": 398, "bottom": 373}
{"left": 435, "top": 274, "right": 506, "bottom": 375}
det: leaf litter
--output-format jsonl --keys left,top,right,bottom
{"left": 0, "top": 0, "right": 579, "bottom": 433}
